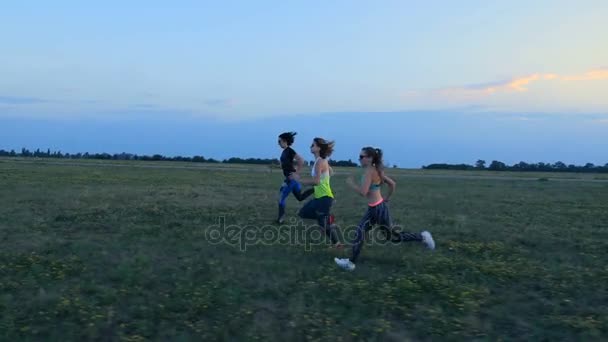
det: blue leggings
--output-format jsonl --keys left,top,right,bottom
{"left": 278, "top": 179, "right": 313, "bottom": 218}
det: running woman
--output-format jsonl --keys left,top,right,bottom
{"left": 335, "top": 147, "right": 435, "bottom": 271}
{"left": 293, "top": 137, "right": 341, "bottom": 248}
{"left": 277, "top": 132, "right": 313, "bottom": 224}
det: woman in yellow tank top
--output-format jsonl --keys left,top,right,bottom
{"left": 293, "top": 137, "right": 341, "bottom": 248}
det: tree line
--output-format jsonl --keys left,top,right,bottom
{"left": 423, "top": 160, "right": 608, "bottom": 173}
{"left": 0, "top": 148, "right": 358, "bottom": 167}
{"left": 7, "top": 148, "right": 603, "bottom": 172}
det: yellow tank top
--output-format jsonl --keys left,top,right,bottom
{"left": 311, "top": 157, "right": 333, "bottom": 198}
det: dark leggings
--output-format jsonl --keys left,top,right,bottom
{"left": 298, "top": 196, "right": 339, "bottom": 244}
{"left": 350, "top": 202, "right": 422, "bottom": 263}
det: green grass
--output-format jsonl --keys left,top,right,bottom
{"left": 1, "top": 158, "right": 607, "bottom": 341}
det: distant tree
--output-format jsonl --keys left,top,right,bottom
{"left": 113, "top": 153, "right": 133, "bottom": 161}
{"left": 512, "top": 161, "right": 529, "bottom": 170}
{"left": 423, "top": 163, "right": 474, "bottom": 170}
{"left": 584, "top": 163, "right": 595, "bottom": 169}
{"left": 224, "top": 157, "right": 240, "bottom": 164}
{"left": 488, "top": 160, "right": 507, "bottom": 171}
{"left": 92, "top": 153, "right": 111, "bottom": 160}
{"left": 329, "top": 159, "right": 357, "bottom": 167}
{"left": 553, "top": 161, "right": 567, "bottom": 170}
{"left": 537, "top": 162, "right": 554, "bottom": 171}
{"left": 475, "top": 160, "right": 486, "bottom": 169}
{"left": 175, "top": 156, "right": 192, "bottom": 162}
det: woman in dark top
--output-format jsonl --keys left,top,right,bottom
{"left": 276, "top": 132, "right": 313, "bottom": 224}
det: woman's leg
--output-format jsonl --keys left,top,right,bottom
{"left": 291, "top": 180, "right": 314, "bottom": 201}
{"left": 297, "top": 197, "right": 318, "bottom": 220}
{"left": 377, "top": 202, "right": 423, "bottom": 242}
{"left": 277, "top": 180, "right": 294, "bottom": 222}
{"left": 316, "top": 197, "right": 340, "bottom": 245}
{"left": 350, "top": 206, "right": 375, "bottom": 263}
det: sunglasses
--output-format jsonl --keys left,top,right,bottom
{"left": 359, "top": 155, "right": 368, "bottom": 160}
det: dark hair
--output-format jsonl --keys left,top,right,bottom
{"left": 362, "top": 146, "right": 384, "bottom": 182}
{"left": 278, "top": 132, "right": 297, "bottom": 146}
{"left": 314, "top": 137, "right": 335, "bottom": 159}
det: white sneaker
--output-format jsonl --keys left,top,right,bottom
{"left": 421, "top": 231, "right": 435, "bottom": 250}
{"left": 334, "top": 258, "right": 355, "bottom": 271}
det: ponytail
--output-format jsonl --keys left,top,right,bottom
{"left": 362, "top": 146, "right": 385, "bottom": 182}
{"left": 374, "top": 148, "right": 385, "bottom": 182}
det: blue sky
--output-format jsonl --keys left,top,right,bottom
{"left": 1, "top": 1, "right": 607, "bottom": 166}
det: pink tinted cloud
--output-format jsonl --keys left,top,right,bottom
{"left": 561, "top": 68, "right": 608, "bottom": 81}
{"left": 428, "top": 67, "right": 608, "bottom": 98}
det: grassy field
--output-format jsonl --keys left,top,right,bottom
{"left": 1, "top": 158, "right": 607, "bottom": 341}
